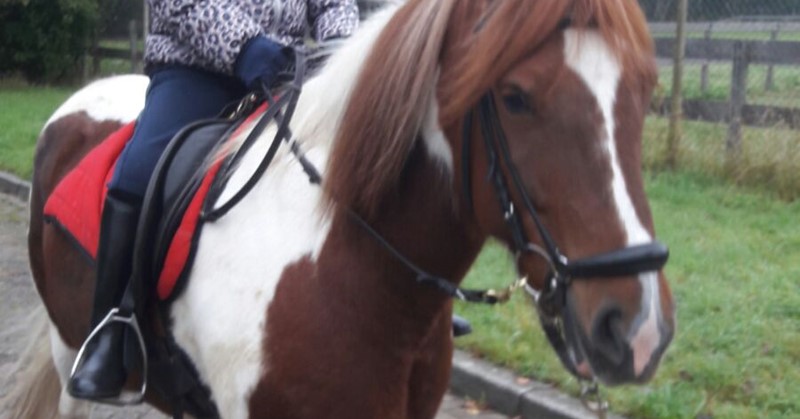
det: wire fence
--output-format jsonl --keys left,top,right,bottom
{"left": 642, "top": 0, "right": 800, "bottom": 197}
{"left": 90, "top": 0, "right": 800, "bottom": 196}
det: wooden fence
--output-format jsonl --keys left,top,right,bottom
{"left": 88, "top": 16, "right": 800, "bottom": 151}
{"left": 653, "top": 36, "right": 800, "bottom": 154}
{"left": 84, "top": 20, "right": 143, "bottom": 83}
{"left": 649, "top": 21, "right": 800, "bottom": 36}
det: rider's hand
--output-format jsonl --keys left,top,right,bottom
{"left": 235, "top": 36, "right": 292, "bottom": 90}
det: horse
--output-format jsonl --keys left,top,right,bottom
{"left": 12, "top": 0, "right": 675, "bottom": 417}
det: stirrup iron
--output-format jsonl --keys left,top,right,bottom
{"left": 70, "top": 308, "right": 148, "bottom": 405}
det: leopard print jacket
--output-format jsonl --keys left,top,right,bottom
{"left": 145, "top": 0, "right": 359, "bottom": 75}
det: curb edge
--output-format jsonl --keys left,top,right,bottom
{"left": 0, "top": 172, "right": 30, "bottom": 204}
{"left": 449, "top": 350, "right": 625, "bottom": 419}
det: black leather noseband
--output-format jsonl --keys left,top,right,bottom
{"left": 463, "top": 92, "right": 669, "bottom": 376}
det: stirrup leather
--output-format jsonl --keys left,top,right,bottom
{"left": 70, "top": 308, "right": 148, "bottom": 405}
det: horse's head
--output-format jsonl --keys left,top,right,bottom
{"left": 323, "top": 0, "right": 674, "bottom": 387}
{"left": 438, "top": 0, "right": 676, "bottom": 385}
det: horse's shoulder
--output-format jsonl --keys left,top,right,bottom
{"left": 34, "top": 75, "right": 147, "bottom": 197}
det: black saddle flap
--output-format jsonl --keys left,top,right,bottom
{"left": 152, "top": 120, "right": 236, "bottom": 283}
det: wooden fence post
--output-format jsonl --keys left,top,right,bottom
{"left": 765, "top": 24, "right": 779, "bottom": 91}
{"left": 91, "top": 35, "right": 100, "bottom": 78}
{"left": 700, "top": 23, "right": 713, "bottom": 93}
{"left": 129, "top": 20, "right": 138, "bottom": 73}
{"left": 80, "top": 50, "right": 88, "bottom": 85}
{"left": 666, "top": 0, "right": 688, "bottom": 170}
{"left": 727, "top": 41, "right": 749, "bottom": 163}
{"left": 143, "top": 1, "right": 149, "bottom": 43}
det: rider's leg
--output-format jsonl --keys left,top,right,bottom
{"left": 68, "top": 66, "right": 245, "bottom": 400}
{"left": 452, "top": 314, "right": 472, "bottom": 337}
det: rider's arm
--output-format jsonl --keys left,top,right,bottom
{"left": 150, "top": 0, "right": 290, "bottom": 87}
{"left": 151, "top": 0, "right": 268, "bottom": 75}
{"left": 307, "top": 0, "right": 360, "bottom": 43}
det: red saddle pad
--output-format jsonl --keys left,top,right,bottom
{"left": 43, "top": 104, "right": 267, "bottom": 300}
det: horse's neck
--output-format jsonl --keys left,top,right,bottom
{"left": 321, "top": 143, "right": 484, "bottom": 342}
{"left": 170, "top": 131, "right": 483, "bottom": 416}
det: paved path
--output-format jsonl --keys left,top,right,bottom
{"left": 0, "top": 194, "right": 508, "bottom": 418}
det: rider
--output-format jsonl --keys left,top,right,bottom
{"left": 68, "top": 0, "right": 359, "bottom": 400}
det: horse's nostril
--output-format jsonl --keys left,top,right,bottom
{"left": 591, "top": 306, "right": 627, "bottom": 366}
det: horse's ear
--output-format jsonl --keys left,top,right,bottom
{"left": 324, "top": 0, "right": 458, "bottom": 219}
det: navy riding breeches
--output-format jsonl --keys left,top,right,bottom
{"left": 109, "top": 66, "right": 247, "bottom": 198}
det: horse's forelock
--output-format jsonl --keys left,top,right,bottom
{"left": 576, "top": 0, "right": 656, "bottom": 82}
{"left": 323, "top": 0, "right": 458, "bottom": 219}
{"left": 319, "top": 0, "right": 653, "bottom": 219}
{"left": 439, "top": 0, "right": 655, "bottom": 127}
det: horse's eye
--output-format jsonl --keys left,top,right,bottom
{"left": 502, "top": 90, "right": 533, "bottom": 114}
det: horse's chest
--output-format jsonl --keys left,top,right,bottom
{"left": 169, "top": 148, "right": 332, "bottom": 418}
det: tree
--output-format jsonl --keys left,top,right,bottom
{"left": 0, "top": 0, "right": 97, "bottom": 83}
{"left": 97, "top": 0, "right": 143, "bottom": 39}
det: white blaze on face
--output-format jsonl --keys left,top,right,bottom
{"left": 563, "top": 30, "right": 663, "bottom": 377}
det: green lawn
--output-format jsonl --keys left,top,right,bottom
{"left": 1, "top": 82, "right": 798, "bottom": 418}
{"left": 0, "top": 81, "right": 73, "bottom": 179}
{"left": 456, "top": 170, "right": 800, "bottom": 419}
{"left": 643, "top": 116, "right": 800, "bottom": 201}
{"left": 657, "top": 63, "right": 800, "bottom": 108}
{"left": 652, "top": 30, "right": 800, "bottom": 42}
{"left": 99, "top": 38, "right": 144, "bottom": 51}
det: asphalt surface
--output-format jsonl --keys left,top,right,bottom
{"left": 0, "top": 193, "right": 508, "bottom": 418}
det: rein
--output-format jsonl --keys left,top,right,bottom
{"left": 463, "top": 92, "right": 668, "bottom": 416}
{"left": 203, "top": 52, "right": 314, "bottom": 222}
{"left": 208, "top": 44, "right": 668, "bottom": 419}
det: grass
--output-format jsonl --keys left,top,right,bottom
{"left": 644, "top": 116, "right": 800, "bottom": 201}
{"left": 0, "top": 61, "right": 134, "bottom": 180}
{"left": 456, "top": 170, "right": 800, "bottom": 419}
{"left": 0, "top": 80, "right": 73, "bottom": 179}
{"left": 652, "top": 30, "right": 800, "bottom": 42}
{"left": 98, "top": 38, "right": 144, "bottom": 51}
{"left": 657, "top": 63, "right": 800, "bottom": 108}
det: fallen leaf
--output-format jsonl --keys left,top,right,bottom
{"left": 463, "top": 399, "right": 484, "bottom": 415}
{"left": 741, "top": 379, "right": 756, "bottom": 397}
{"left": 515, "top": 377, "right": 531, "bottom": 386}
{"left": 679, "top": 369, "right": 693, "bottom": 382}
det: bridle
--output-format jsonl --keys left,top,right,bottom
{"left": 346, "top": 88, "right": 669, "bottom": 417}
{"left": 462, "top": 91, "right": 669, "bottom": 376}
{"left": 210, "top": 29, "right": 669, "bottom": 416}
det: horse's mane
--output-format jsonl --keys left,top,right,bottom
{"left": 321, "top": 0, "right": 654, "bottom": 219}
{"left": 323, "top": 0, "right": 458, "bottom": 219}
{"left": 439, "top": 0, "right": 655, "bottom": 126}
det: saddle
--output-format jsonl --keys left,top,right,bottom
{"left": 43, "top": 98, "right": 268, "bottom": 417}
{"left": 43, "top": 100, "right": 267, "bottom": 304}
{"left": 45, "top": 53, "right": 309, "bottom": 418}
{"left": 50, "top": 52, "right": 317, "bottom": 418}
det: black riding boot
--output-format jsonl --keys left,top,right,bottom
{"left": 68, "top": 191, "right": 141, "bottom": 400}
{"left": 452, "top": 314, "right": 473, "bottom": 337}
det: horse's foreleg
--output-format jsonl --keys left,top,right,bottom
{"left": 49, "top": 323, "right": 92, "bottom": 418}
{"left": 2, "top": 308, "right": 89, "bottom": 419}
{"left": 406, "top": 308, "right": 454, "bottom": 419}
